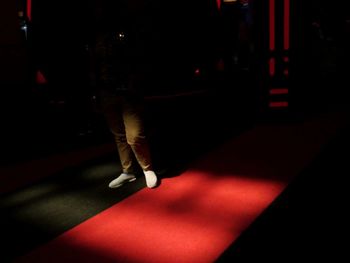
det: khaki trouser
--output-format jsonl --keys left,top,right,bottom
{"left": 101, "top": 92, "right": 152, "bottom": 173}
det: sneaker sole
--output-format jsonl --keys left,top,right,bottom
{"left": 109, "top": 177, "right": 137, "bottom": 189}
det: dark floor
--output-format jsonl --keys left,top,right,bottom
{"left": 216, "top": 121, "right": 349, "bottom": 262}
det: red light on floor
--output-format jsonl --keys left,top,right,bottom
{"left": 269, "top": 88, "right": 289, "bottom": 95}
{"left": 269, "top": 101, "right": 289, "bottom": 108}
{"left": 194, "top": 68, "right": 200, "bottom": 76}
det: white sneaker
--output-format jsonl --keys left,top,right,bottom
{"left": 144, "top": 170, "right": 158, "bottom": 188}
{"left": 108, "top": 173, "right": 136, "bottom": 188}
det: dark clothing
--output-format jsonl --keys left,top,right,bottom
{"left": 93, "top": 0, "right": 156, "bottom": 95}
{"left": 93, "top": 0, "right": 220, "bottom": 95}
{"left": 92, "top": 1, "right": 156, "bottom": 173}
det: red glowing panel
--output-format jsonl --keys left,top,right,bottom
{"left": 284, "top": 0, "right": 290, "bottom": 50}
{"left": 269, "top": 88, "right": 289, "bottom": 95}
{"left": 36, "top": 70, "right": 47, "bottom": 84}
{"left": 269, "top": 101, "right": 289, "bottom": 107}
{"left": 269, "top": 0, "right": 276, "bottom": 51}
{"left": 27, "top": 0, "right": 31, "bottom": 21}
{"left": 217, "top": 0, "right": 221, "bottom": 10}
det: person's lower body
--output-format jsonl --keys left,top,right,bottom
{"left": 102, "top": 92, "right": 158, "bottom": 188}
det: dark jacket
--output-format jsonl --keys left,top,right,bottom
{"left": 93, "top": 0, "right": 220, "bottom": 95}
{"left": 93, "top": 0, "right": 155, "bottom": 94}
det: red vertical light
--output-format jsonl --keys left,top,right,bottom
{"left": 269, "top": 0, "right": 276, "bottom": 51}
{"left": 284, "top": 0, "right": 290, "bottom": 50}
{"left": 269, "top": 0, "right": 290, "bottom": 109}
{"left": 216, "top": 0, "right": 221, "bottom": 10}
{"left": 27, "top": 0, "right": 32, "bottom": 21}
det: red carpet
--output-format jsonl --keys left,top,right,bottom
{"left": 16, "top": 112, "right": 345, "bottom": 263}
